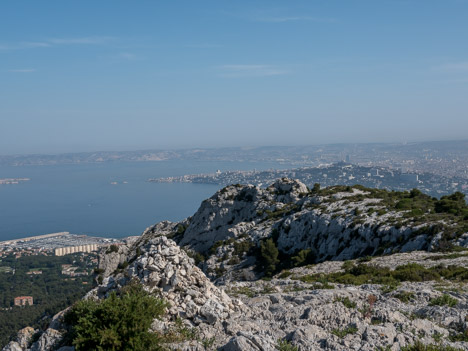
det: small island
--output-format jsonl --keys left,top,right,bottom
{"left": 0, "top": 178, "right": 30, "bottom": 185}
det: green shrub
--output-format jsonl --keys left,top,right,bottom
{"left": 259, "top": 238, "right": 280, "bottom": 277}
{"left": 392, "top": 263, "right": 440, "bottom": 282}
{"left": 311, "top": 183, "right": 321, "bottom": 193}
{"left": 162, "top": 317, "right": 198, "bottom": 343}
{"left": 117, "top": 261, "right": 129, "bottom": 270}
{"left": 331, "top": 325, "right": 358, "bottom": 338}
{"left": 106, "top": 244, "right": 119, "bottom": 254}
{"left": 377, "top": 209, "right": 387, "bottom": 216}
{"left": 233, "top": 240, "right": 254, "bottom": 257}
{"left": 185, "top": 250, "right": 205, "bottom": 266}
{"left": 334, "top": 296, "right": 356, "bottom": 308}
{"left": 278, "top": 270, "right": 293, "bottom": 279}
{"left": 431, "top": 264, "right": 468, "bottom": 281}
{"left": 64, "top": 283, "right": 167, "bottom": 351}
{"left": 93, "top": 268, "right": 104, "bottom": 274}
{"left": 227, "top": 256, "right": 241, "bottom": 265}
{"left": 394, "top": 291, "right": 415, "bottom": 303}
{"left": 276, "top": 339, "right": 298, "bottom": 351}
{"left": 293, "top": 261, "right": 468, "bottom": 289}
{"left": 228, "top": 286, "right": 256, "bottom": 298}
{"left": 291, "top": 249, "right": 314, "bottom": 267}
{"left": 429, "top": 294, "right": 458, "bottom": 307}
{"left": 209, "top": 240, "right": 224, "bottom": 255}
{"left": 402, "top": 340, "right": 463, "bottom": 351}
{"left": 341, "top": 260, "right": 355, "bottom": 271}
{"left": 435, "top": 192, "right": 467, "bottom": 216}
{"left": 176, "top": 224, "right": 187, "bottom": 235}
{"left": 449, "top": 330, "right": 468, "bottom": 342}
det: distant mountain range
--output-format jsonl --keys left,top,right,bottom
{"left": 2, "top": 139, "right": 467, "bottom": 179}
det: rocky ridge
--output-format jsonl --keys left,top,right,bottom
{"left": 4, "top": 178, "right": 468, "bottom": 350}
{"left": 141, "top": 178, "right": 468, "bottom": 282}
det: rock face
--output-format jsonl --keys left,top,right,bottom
{"left": 97, "top": 244, "right": 129, "bottom": 277}
{"left": 160, "top": 178, "right": 467, "bottom": 281}
{"left": 2, "top": 327, "right": 35, "bottom": 351}
{"left": 90, "top": 236, "right": 241, "bottom": 327}
{"left": 3, "top": 312, "right": 69, "bottom": 351}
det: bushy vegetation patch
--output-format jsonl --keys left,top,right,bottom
{"left": 334, "top": 296, "right": 357, "bottom": 308}
{"left": 294, "top": 262, "right": 468, "bottom": 288}
{"left": 259, "top": 238, "right": 280, "bottom": 276}
{"left": 227, "top": 286, "right": 256, "bottom": 298}
{"left": 331, "top": 325, "right": 358, "bottom": 338}
{"left": 262, "top": 204, "right": 300, "bottom": 220}
{"left": 106, "top": 244, "right": 119, "bottom": 254}
{"left": 291, "top": 249, "right": 315, "bottom": 267}
{"left": 429, "top": 294, "right": 458, "bottom": 307}
{"left": 184, "top": 249, "right": 205, "bottom": 266}
{"left": 64, "top": 283, "right": 167, "bottom": 351}
{"left": 276, "top": 339, "right": 298, "bottom": 351}
{"left": 426, "top": 251, "right": 468, "bottom": 261}
{"left": 401, "top": 341, "right": 463, "bottom": 351}
{"left": 394, "top": 291, "right": 415, "bottom": 303}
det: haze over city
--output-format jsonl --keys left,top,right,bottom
{"left": 1, "top": 0, "right": 468, "bottom": 155}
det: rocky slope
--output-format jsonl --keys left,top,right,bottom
{"left": 4, "top": 179, "right": 468, "bottom": 350}
{"left": 143, "top": 178, "right": 468, "bottom": 282}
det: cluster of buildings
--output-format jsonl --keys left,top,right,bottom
{"left": 54, "top": 244, "right": 99, "bottom": 256}
{"left": 0, "top": 232, "right": 122, "bottom": 258}
{"left": 151, "top": 162, "right": 467, "bottom": 198}
{"left": 61, "top": 264, "right": 88, "bottom": 277}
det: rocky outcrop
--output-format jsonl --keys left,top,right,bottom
{"left": 91, "top": 236, "right": 242, "bottom": 327}
{"left": 2, "top": 327, "right": 35, "bottom": 351}
{"left": 97, "top": 244, "right": 129, "bottom": 277}
{"left": 3, "top": 311, "right": 70, "bottom": 351}
{"left": 154, "top": 178, "right": 465, "bottom": 282}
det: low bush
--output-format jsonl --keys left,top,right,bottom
{"left": 64, "top": 283, "right": 167, "bottom": 351}
{"left": 276, "top": 339, "right": 298, "bottom": 351}
{"left": 334, "top": 296, "right": 356, "bottom": 308}
{"left": 106, "top": 244, "right": 119, "bottom": 254}
{"left": 294, "top": 262, "right": 468, "bottom": 288}
{"left": 331, "top": 325, "right": 358, "bottom": 338}
{"left": 401, "top": 340, "right": 463, "bottom": 351}
{"left": 394, "top": 291, "right": 415, "bottom": 303}
{"left": 429, "top": 294, "right": 458, "bottom": 307}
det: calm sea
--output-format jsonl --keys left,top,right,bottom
{"left": 0, "top": 160, "right": 289, "bottom": 240}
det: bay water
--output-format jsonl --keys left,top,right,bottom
{"left": 0, "top": 160, "right": 288, "bottom": 240}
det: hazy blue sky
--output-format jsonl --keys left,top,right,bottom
{"left": 1, "top": 0, "right": 467, "bottom": 154}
